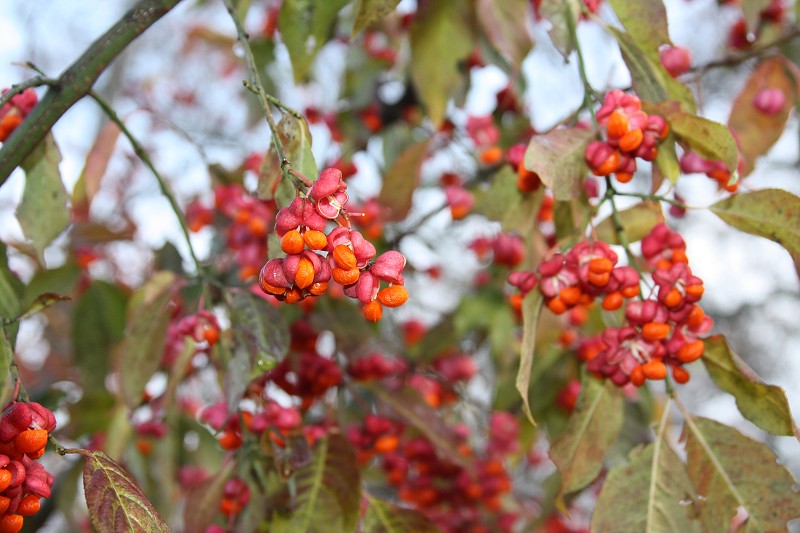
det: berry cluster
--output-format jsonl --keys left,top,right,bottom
{"left": 347, "top": 413, "right": 518, "bottom": 533}
{"left": 259, "top": 168, "right": 408, "bottom": 321}
{"left": 0, "top": 89, "right": 37, "bottom": 143}
{"left": 0, "top": 402, "right": 56, "bottom": 533}
{"left": 161, "top": 310, "right": 221, "bottom": 368}
{"left": 679, "top": 150, "right": 740, "bottom": 193}
{"left": 585, "top": 90, "right": 670, "bottom": 183}
{"left": 510, "top": 224, "right": 712, "bottom": 387}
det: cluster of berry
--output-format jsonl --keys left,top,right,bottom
{"left": 0, "top": 402, "right": 56, "bottom": 533}
{"left": 585, "top": 90, "right": 670, "bottom": 183}
{"left": 260, "top": 168, "right": 408, "bottom": 321}
{"left": 0, "top": 89, "right": 37, "bottom": 142}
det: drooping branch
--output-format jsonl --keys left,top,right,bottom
{"left": 0, "top": 0, "right": 184, "bottom": 184}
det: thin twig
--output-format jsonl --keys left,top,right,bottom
{"left": 0, "top": 77, "right": 59, "bottom": 111}
{"left": 88, "top": 91, "right": 202, "bottom": 272}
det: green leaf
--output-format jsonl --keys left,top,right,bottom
{"left": 17, "top": 133, "right": 70, "bottom": 263}
{"left": 278, "top": 0, "right": 349, "bottom": 82}
{"left": 117, "top": 271, "right": 175, "bottom": 407}
{"left": 409, "top": 0, "right": 474, "bottom": 126}
{"left": 550, "top": 374, "right": 623, "bottom": 496}
{"left": 377, "top": 138, "right": 429, "bottom": 222}
{"left": 517, "top": 290, "right": 544, "bottom": 426}
{"left": 652, "top": 133, "right": 680, "bottom": 188}
{"left": 23, "top": 262, "right": 80, "bottom": 310}
{"left": 666, "top": 110, "right": 739, "bottom": 178}
{"left": 352, "top": 0, "right": 401, "bottom": 35}
{"left": 610, "top": 29, "right": 695, "bottom": 113}
{"left": 702, "top": 335, "right": 796, "bottom": 436}
{"left": 271, "top": 435, "right": 361, "bottom": 533}
{"left": 683, "top": 417, "right": 800, "bottom": 531}
{"left": 0, "top": 243, "right": 22, "bottom": 320}
{"left": 710, "top": 188, "right": 800, "bottom": 255}
{"left": 742, "top": 0, "right": 773, "bottom": 32}
{"left": 79, "top": 449, "right": 170, "bottom": 532}
{"left": 523, "top": 128, "right": 594, "bottom": 201}
{"left": 474, "top": 166, "right": 541, "bottom": 233}
{"left": 728, "top": 56, "right": 797, "bottom": 177}
{"left": 592, "top": 403, "right": 702, "bottom": 533}
{"left": 476, "top": 0, "right": 533, "bottom": 72}
{"left": 224, "top": 288, "right": 289, "bottom": 411}
{"left": 0, "top": 329, "right": 14, "bottom": 405}
{"left": 278, "top": 114, "right": 318, "bottom": 184}
{"left": 539, "top": 0, "right": 581, "bottom": 58}
{"left": 73, "top": 281, "right": 128, "bottom": 391}
{"left": 606, "top": 0, "right": 671, "bottom": 54}
{"left": 595, "top": 201, "right": 664, "bottom": 244}
{"left": 362, "top": 494, "right": 442, "bottom": 533}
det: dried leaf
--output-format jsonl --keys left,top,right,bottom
{"left": 710, "top": 188, "right": 800, "bottom": 256}
{"left": 79, "top": 449, "right": 169, "bottom": 532}
{"left": 476, "top": 0, "right": 533, "bottom": 71}
{"left": 517, "top": 290, "right": 544, "bottom": 426}
{"left": 539, "top": 0, "right": 581, "bottom": 58}
{"left": 702, "top": 335, "right": 796, "bottom": 437}
{"left": 73, "top": 121, "right": 121, "bottom": 218}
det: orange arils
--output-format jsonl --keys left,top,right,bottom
{"left": 546, "top": 297, "right": 567, "bottom": 315}
{"left": 302, "top": 229, "right": 327, "bottom": 250}
{"left": 621, "top": 285, "right": 640, "bottom": 298}
{"left": 642, "top": 322, "right": 670, "bottom": 341}
{"left": 377, "top": 285, "right": 409, "bottom": 308}
{"left": 309, "top": 282, "right": 328, "bottom": 296}
{"left": 664, "top": 288, "right": 682, "bottom": 308}
{"left": 247, "top": 217, "right": 267, "bottom": 238}
{"left": 16, "top": 495, "right": 40, "bottom": 517}
{"left": 615, "top": 172, "right": 634, "bottom": 183}
{"left": 588, "top": 257, "right": 613, "bottom": 274}
{"left": 606, "top": 111, "right": 629, "bottom": 138}
{"left": 685, "top": 284, "right": 704, "bottom": 299}
{"left": 479, "top": 145, "right": 504, "bottom": 165}
{"left": 202, "top": 325, "right": 220, "bottom": 345}
{"left": 332, "top": 267, "right": 360, "bottom": 286}
{"left": 260, "top": 280, "right": 285, "bottom": 296}
{"left": 588, "top": 271, "right": 610, "bottom": 286}
{"left": 14, "top": 429, "right": 48, "bottom": 455}
{"left": 559, "top": 286, "right": 581, "bottom": 306}
{"left": 678, "top": 340, "right": 704, "bottom": 363}
{"left": 0, "top": 514, "right": 23, "bottom": 533}
{"left": 641, "top": 359, "right": 667, "bottom": 380}
{"left": 219, "top": 497, "right": 242, "bottom": 517}
{"left": 294, "top": 257, "right": 315, "bottom": 289}
{"left": 363, "top": 300, "right": 383, "bottom": 322}
{"left": 619, "top": 128, "right": 643, "bottom": 152}
{"left": 672, "top": 365, "right": 690, "bottom": 384}
{"left": 0, "top": 496, "right": 9, "bottom": 515}
{"left": 672, "top": 249, "right": 688, "bottom": 264}
{"left": 594, "top": 150, "right": 620, "bottom": 176}
{"left": 602, "top": 291, "right": 623, "bottom": 311}
{"left": 333, "top": 244, "right": 358, "bottom": 270}
{"left": 629, "top": 365, "right": 645, "bottom": 387}
{"left": 218, "top": 430, "right": 243, "bottom": 450}
{"left": 285, "top": 287, "right": 302, "bottom": 304}
{"left": 373, "top": 434, "right": 399, "bottom": 454}
{"left": 280, "top": 229, "right": 304, "bottom": 255}
{"left": 687, "top": 305, "right": 705, "bottom": 328}
{"left": 0, "top": 470, "right": 11, "bottom": 493}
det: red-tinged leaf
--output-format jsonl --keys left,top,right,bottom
{"left": 702, "top": 335, "right": 796, "bottom": 437}
{"left": 378, "top": 138, "right": 429, "bottom": 221}
{"left": 78, "top": 449, "right": 169, "bottom": 532}
{"left": 595, "top": 201, "right": 664, "bottom": 244}
{"left": 728, "top": 56, "right": 797, "bottom": 176}
{"left": 409, "top": 0, "right": 474, "bottom": 127}
{"left": 183, "top": 463, "right": 235, "bottom": 533}
{"left": 362, "top": 494, "right": 442, "bottom": 533}
{"left": 368, "top": 384, "right": 470, "bottom": 468}
{"left": 73, "top": 121, "right": 121, "bottom": 219}
{"left": 517, "top": 290, "right": 544, "bottom": 426}
{"left": 224, "top": 288, "right": 289, "bottom": 412}
{"left": 117, "top": 271, "right": 175, "bottom": 407}
{"left": 278, "top": 0, "right": 349, "bottom": 82}
{"left": 709, "top": 188, "right": 800, "bottom": 256}
{"left": 476, "top": 0, "right": 533, "bottom": 72}
{"left": 278, "top": 114, "right": 318, "bottom": 186}
{"left": 523, "top": 127, "right": 594, "bottom": 201}
{"left": 539, "top": 0, "right": 581, "bottom": 58}
{"left": 550, "top": 374, "right": 623, "bottom": 496}
{"left": 352, "top": 0, "right": 401, "bottom": 35}
{"left": 664, "top": 110, "right": 739, "bottom": 177}
{"left": 592, "top": 402, "right": 702, "bottom": 533}
{"left": 17, "top": 133, "right": 70, "bottom": 264}
{"left": 610, "top": 28, "right": 695, "bottom": 113}
{"left": 683, "top": 416, "right": 800, "bottom": 531}
{"left": 606, "top": 0, "right": 671, "bottom": 54}
{"left": 270, "top": 434, "right": 361, "bottom": 533}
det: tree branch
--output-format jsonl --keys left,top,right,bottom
{"left": 0, "top": 0, "right": 183, "bottom": 184}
